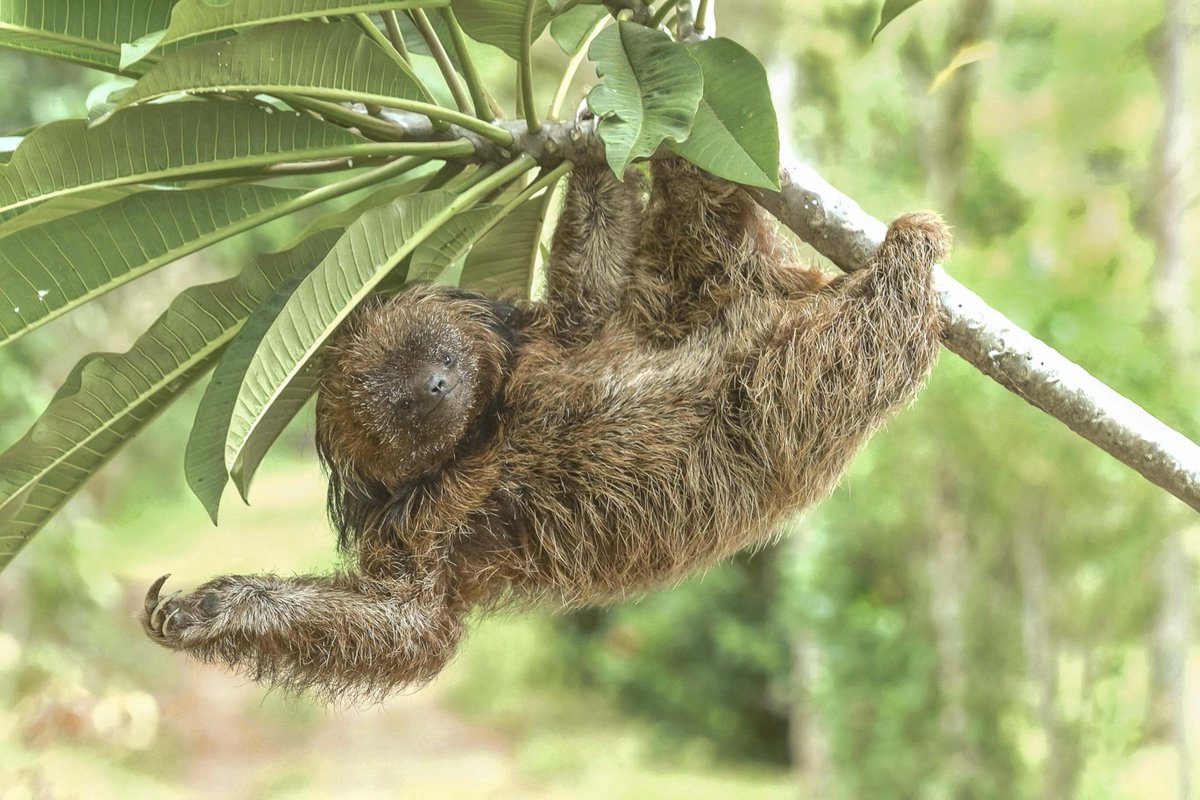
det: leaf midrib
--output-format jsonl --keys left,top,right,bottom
{"left": 1, "top": 141, "right": 419, "bottom": 217}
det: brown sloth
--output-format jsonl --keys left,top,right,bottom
{"left": 143, "top": 161, "right": 949, "bottom": 701}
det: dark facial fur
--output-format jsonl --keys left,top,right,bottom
{"left": 143, "top": 161, "right": 949, "bottom": 703}
{"left": 316, "top": 286, "right": 516, "bottom": 490}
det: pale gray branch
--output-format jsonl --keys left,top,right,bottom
{"left": 371, "top": 109, "right": 1200, "bottom": 513}
{"left": 755, "top": 167, "right": 1200, "bottom": 515}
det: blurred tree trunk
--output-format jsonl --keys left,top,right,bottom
{"left": 928, "top": 469, "right": 974, "bottom": 797}
{"left": 1013, "top": 521, "right": 1079, "bottom": 800}
{"left": 920, "top": 2, "right": 994, "bottom": 796}
{"left": 1141, "top": 2, "right": 1194, "bottom": 798}
{"left": 925, "top": 0, "right": 994, "bottom": 217}
{"left": 1149, "top": 532, "right": 1193, "bottom": 800}
{"left": 789, "top": 619, "right": 832, "bottom": 795}
{"left": 768, "top": 38, "right": 835, "bottom": 791}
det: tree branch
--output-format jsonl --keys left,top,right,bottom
{"left": 371, "top": 109, "right": 1200, "bottom": 513}
{"left": 752, "top": 167, "right": 1200, "bottom": 515}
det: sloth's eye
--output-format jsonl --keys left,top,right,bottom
{"left": 401, "top": 399, "right": 413, "bottom": 410}
{"left": 442, "top": 354, "right": 453, "bottom": 367}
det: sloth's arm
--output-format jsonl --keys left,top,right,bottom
{"left": 544, "top": 165, "right": 644, "bottom": 340}
{"left": 757, "top": 212, "right": 948, "bottom": 453}
{"left": 142, "top": 570, "right": 462, "bottom": 701}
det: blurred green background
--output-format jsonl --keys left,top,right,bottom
{"left": 2, "top": 0, "right": 1198, "bottom": 798}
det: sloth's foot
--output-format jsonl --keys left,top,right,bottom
{"left": 142, "top": 573, "right": 221, "bottom": 648}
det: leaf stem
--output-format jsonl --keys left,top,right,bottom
{"left": 288, "top": 91, "right": 514, "bottom": 145}
{"left": 380, "top": 11, "right": 410, "bottom": 60}
{"left": 278, "top": 153, "right": 455, "bottom": 214}
{"left": 353, "top": 13, "right": 403, "bottom": 62}
{"left": 408, "top": 9, "right": 474, "bottom": 117}
{"left": 549, "top": 15, "right": 611, "bottom": 119}
{"left": 278, "top": 94, "right": 405, "bottom": 140}
{"left": 649, "top": 0, "right": 674, "bottom": 27}
{"left": 520, "top": 0, "right": 542, "bottom": 133}
{"left": 442, "top": 7, "right": 495, "bottom": 121}
{"left": 694, "top": 0, "right": 710, "bottom": 31}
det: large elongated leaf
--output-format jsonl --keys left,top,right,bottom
{"left": 0, "top": 104, "right": 372, "bottom": 221}
{"left": 460, "top": 192, "right": 552, "bottom": 294}
{"left": 549, "top": 4, "right": 607, "bottom": 54}
{"left": 123, "top": 0, "right": 446, "bottom": 67}
{"left": 296, "top": 175, "right": 435, "bottom": 238}
{"left": 0, "top": 0, "right": 176, "bottom": 73}
{"left": 185, "top": 232, "right": 340, "bottom": 520}
{"left": 0, "top": 187, "right": 145, "bottom": 237}
{"left": 408, "top": 204, "right": 500, "bottom": 282}
{"left": 451, "top": 0, "right": 552, "bottom": 60}
{"left": 666, "top": 38, "right": 779, "bottom": 190}
{"left": 228, "top": 364, "right": 319, "bottom": 503}
{"left": 0, "top": 231, "right": 329, "bottom": 570}
{"left": 119, "top": 21, "right": 429, "bottom": 110}
{"left": 587, "top": 22, "right": 702, "bottom": 175}
{"left": 0, "top": 184, "right": 305, "bottom": 348}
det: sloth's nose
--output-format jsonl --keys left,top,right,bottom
{"left": 427, "top": 372, "right": 451, "bottom": 396}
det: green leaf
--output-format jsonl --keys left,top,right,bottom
{"left": 587, "top": 22, "right": 702, "bottom": 175}
{"left": 550, "top": 4, "right": 607, "bottom": 54}
{"left": 451, "top": 0, "right": 552, "bottom": 60}
{"left": 460, "top": 193, "right": 552, "bottom": 295}
{"left": 872, "top": 0, "right": 927, "bottom": 40}
{"left": 0, "top": 184, "right": 305, "bottom": 348}
{"left": 185, "top": 231, "right": 340, "bottom": 521}
{"left": 296, "top": 175, "right": 435, "bottom": 238}
{"left": 0, "top": 187, "right": 146, "bottom": 237}
{"left": 0, "top": 0, "right": 175, "bottom": 73}
{"left": 228, "top": 365, "right": 318, "bottom": 503}
{"left": 666, "top": 38, "right": 779, "bottom": 190}
{"left": 0, "top": 228, "right": 313, "bottom": 570}
{"left": 122, "top": 0, "right": 446, "bottom": 67}
{"left": 119, "top": 21, "right": 430, "bottom": 109}
{"left": 408, "top": 205, "right": 501, "bottom": 282}
{"left": 0, "top": 104, "right": 372, "bottom": 221}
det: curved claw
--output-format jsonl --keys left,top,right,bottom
{"left": 162, "top": 607, "right": 182, "bottom": 637}
{"left": 151, "top": 590, "right": 181, "bottom": 629}
{"left": 145, "top": 573, "right": 170, "bottom": 617}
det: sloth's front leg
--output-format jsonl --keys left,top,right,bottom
{"left": 142, "top": 571, "right": 463, "bottom": 700}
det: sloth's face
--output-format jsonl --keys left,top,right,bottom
{"left": 317, "top": 286, "right": 514, "bottom": 488}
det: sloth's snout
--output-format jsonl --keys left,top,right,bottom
{"left": 426, "top": 371, "right": 456, "bottom": 397}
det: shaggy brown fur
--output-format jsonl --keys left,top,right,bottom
{"left": 143, "top": 162, "right": 949, "bottom": 701}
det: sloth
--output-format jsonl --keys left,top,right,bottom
{"left": 143, "top": 161, "right": 949, "bottom": 701}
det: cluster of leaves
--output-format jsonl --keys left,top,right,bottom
{"left": 0, "top": 0, "right": 792, "bottom": 570}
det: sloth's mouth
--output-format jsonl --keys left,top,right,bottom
{"left": 420, "top": 384, "right": 457, "bottom": 422}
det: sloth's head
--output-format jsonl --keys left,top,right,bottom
{"left": 316, "top": 285, "right": 520, "bottom": 492}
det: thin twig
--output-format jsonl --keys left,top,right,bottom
{"left": 408, "top": 8, "right": 474, "bottom": 117}
{"left": 381, "top": 11, "right": 410, "bottom": 60}
{"left": 442, "top": 7, "right": 494, "bottom": 121}
{"left": 279, "top": 94, "right": 406, "bottom": 140}
{"left": 353, "top": 13, "right": 404, "bottom": 65}
{"left": 549, "top": 14, "right": 611, "bottom": 120}
{"left": 520, "top": 0, "right": 542, "bottom": 133}
{"left": 649, "top": 0, "right": 674, "bottom": 27}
